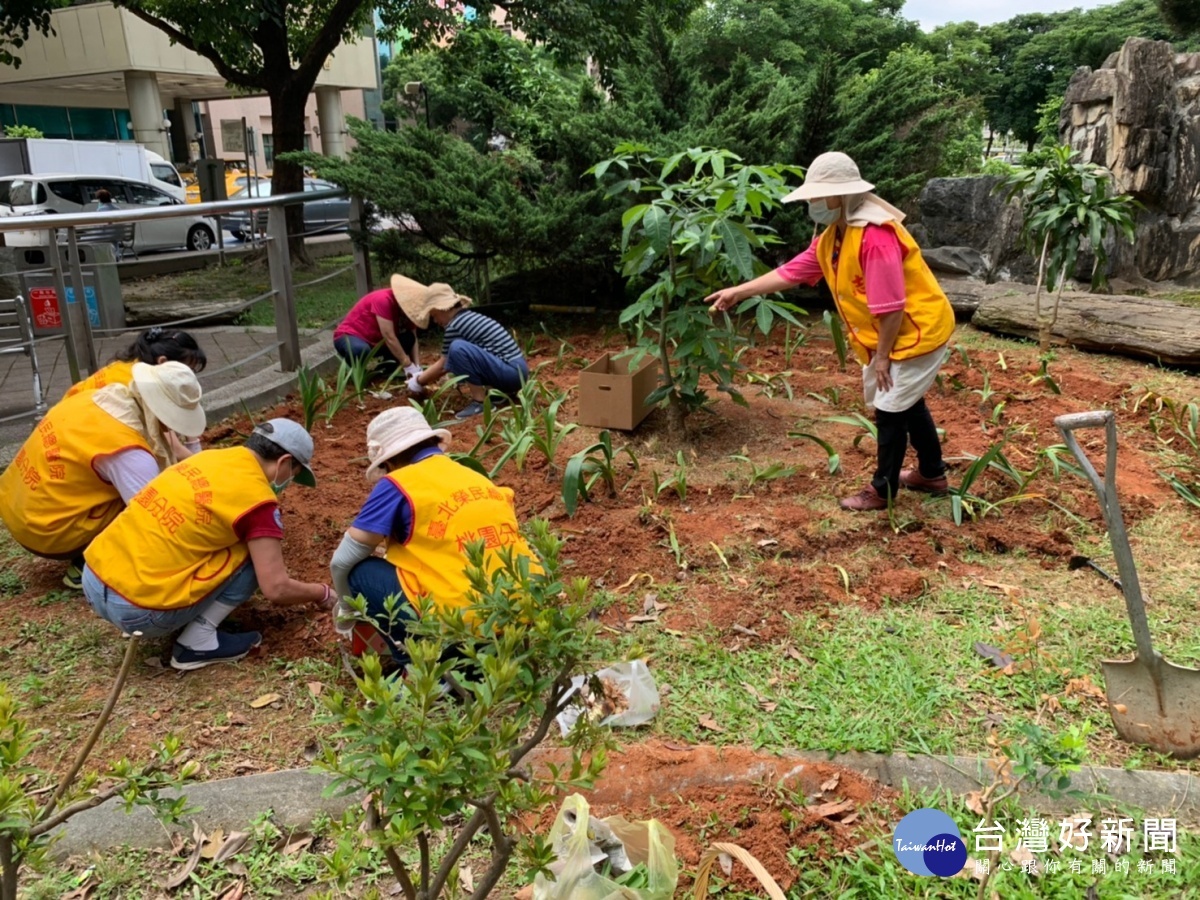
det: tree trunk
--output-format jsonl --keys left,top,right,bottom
{"left": 0, "top": 835, "right": 18, "bottom": 900}
{"left": 268, "top": 84, "right": 314, "bottom": 265}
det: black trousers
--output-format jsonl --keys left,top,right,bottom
{"left": 871, "top": 398, "right": 944, "bottom": 499}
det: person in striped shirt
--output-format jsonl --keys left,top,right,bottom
{"left": 395, "top": 277, "right": 530, "bottom": 420}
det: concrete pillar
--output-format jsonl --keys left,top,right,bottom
{"left": 124, "top": 71, "right": 170, "bottom": 158}
{"left": 315, "top": 87, "right": 347, "bottom": 158}
{"left": 176, "top": 98, "right": 201, "bottom": 162}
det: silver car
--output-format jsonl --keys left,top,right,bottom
{"left": 0, "top": 174, "right": 219, "bottom": 252}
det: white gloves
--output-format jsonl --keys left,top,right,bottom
{"left": 404, "top": 363, "right": 422, "bottom": 378}
{"left": 407, "top": 374, "right": 424, "bottom": 394}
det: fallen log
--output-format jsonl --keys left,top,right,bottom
{"left": 971, "top": 290, "right": 1200, "bottom": 368}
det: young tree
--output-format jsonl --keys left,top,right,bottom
{"left": 998, "top": 145, "right": 1138, "bottom": 352}
{"left": 1, "top": 0, "right": 678, "bottom": 257}
{"left": 592, "top": 145, "right": 805, "bottom": 440}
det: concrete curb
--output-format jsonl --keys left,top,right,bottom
{"left": 53, "top": 750, "right": 1200, "bottom": 858}
{"left": 199, "top": 328, "right": 341, "bottom": 425}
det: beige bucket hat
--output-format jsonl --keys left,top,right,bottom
{"left": 782, "top": 152, "right": 875, "bottom": 203}
{"left": 364, "top": 407, "right": 451, "bottom": 481}
{"left": 391, "top": 274, "right": 467, "bottom": 329}
{"left": 130, "top": 361, "right": 206, "bottom": 438}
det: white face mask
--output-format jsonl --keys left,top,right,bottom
{"left": 808, "top": 198, "right": 841, "bottom": 226}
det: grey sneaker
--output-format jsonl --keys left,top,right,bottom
{"left": 455, "top": 401, "right": 485, "bottom": 420}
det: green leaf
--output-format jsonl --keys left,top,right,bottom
{"left": 642, "top": 205, "right": 670, "bottom": 256}
{"left": 716, "top": 220, "right": 754, "bottom": 281}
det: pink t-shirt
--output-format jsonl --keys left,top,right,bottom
{"left": 775, "top": 224, "right": 908, "bottom": 316}
{"left": 334, "top": 288, "right": 416, "bottom": 344}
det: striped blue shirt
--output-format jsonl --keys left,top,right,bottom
{"left": 441, "top": 311, "right": 524, "bottom": 362}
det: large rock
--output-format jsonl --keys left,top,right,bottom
{"left": 1063, "top": 37, "right": 1200, "bottom": 284}
{"left": 915, "top": 177, "right": 1031, "bottom": 283}
{"left": 922, "top": 246, "right": 989, "bottom": 278}
{"left": 972, "top": 290, "right": 1200, "bottom": 367}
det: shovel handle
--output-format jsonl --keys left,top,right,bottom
{"left": 1054, "top": 411, "right": 1158, "bottom": 667}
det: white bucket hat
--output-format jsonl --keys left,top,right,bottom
{"left": 364, "top": 407, "right": 451, "bottom": 481}
{"left": 130, "top": 361, "right": 206, "bottom": 438}
{"left": 783, "top": 152, "right": 875, "bottom": 203}
{"left": 391, "top": 274, "right": 470, "bottom": 330}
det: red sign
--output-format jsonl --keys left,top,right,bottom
{"left": 30, "top": 287, "right": 61, "bottom": 329}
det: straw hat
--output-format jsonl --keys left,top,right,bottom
{"left": 130, "top": 361, "right": 206, "bottom": 438}
{"left": 364, "top": 407, "right": 451, "bottom": 481}
{"left": 782, "top": 152, "right": 875, "bottom": 203}
{"left": 252, "top": 418, "right": 317, "bottom": 487}
{"left": 390, "top": 274, "right": 467, "bottom": 329}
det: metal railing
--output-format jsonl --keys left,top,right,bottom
{"left": 0, "top": 189, "right": 374, "bottom": 421}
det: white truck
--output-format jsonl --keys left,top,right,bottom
{"left": 0, "top": 137, "right": 185, "bottom": 200}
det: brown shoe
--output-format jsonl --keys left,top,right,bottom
{"left": 900, "top": 468, "right": 949, "bottom": 494}
{"left": 839, "top": 485, "right": 887, "bottom": 511}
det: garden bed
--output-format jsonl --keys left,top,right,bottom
{"left": 3, "top": 317, "right": 1200, "bottom": 892}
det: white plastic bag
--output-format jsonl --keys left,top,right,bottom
{"left": 556, "top": 660, "right": 660, "bottom": 735}
{"left": 532, "top": 794, "right": 678, "bottom": 900}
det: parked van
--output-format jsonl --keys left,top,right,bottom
{"left": 0, "top": 174, "right": 219, "bottom": 252}
{"left": 0, "top": 138, "right": 186, "bottom": 201}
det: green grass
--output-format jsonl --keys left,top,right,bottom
{"left": 123, "top": 254, "right": 362, "bottom": 331}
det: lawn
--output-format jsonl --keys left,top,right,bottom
{"left": 5, "top": 314, "right": 1200, "bottom": 897}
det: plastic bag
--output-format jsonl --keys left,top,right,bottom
{"left": 557, "top": 660, "right": 660, "bottom": 735}
{"left": 532, "top": 794, "right": 678, "bottom": 900}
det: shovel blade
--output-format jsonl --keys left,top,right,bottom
{"left": 1102, "top": 657, "right": 1200, "bottom": 759}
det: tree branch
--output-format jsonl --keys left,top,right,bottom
{"left": 117, "top": 3, "right": 267, "bottom": 90}
{"left": 469, "top": 799, "right": 517, "bottom": 900}
{"left": 0, "top": 834, "right": 18, "bottom": 900}
{"left": 428, "top": 804, "right": 490, "bottom": 899}
{"left": 29, "top": 783, "right": 125, "bottom": 837}
{"left": 510, "top": 663, "right": 575, "bottom": 768}
{"left": 39, "top": 635, "right": 139, "bottom": 823}
{"left": 417, "top": 830, "right": 430, "bottom": 894}
{"left": 383, "top": 844, "right": 417, "bottom": 900}
{"left": 295, "top": 0, "right": 367, "bottom": 85}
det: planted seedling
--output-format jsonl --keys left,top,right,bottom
{"left": 822, "top": 412, "right": 877, "bottom": 449}
{"left": 529, "top": 392, "right": 577, "bottom": 473}
{"left": 296, "top": 366, "right": 327, "bottom": 432}
{"left": 787, "top": 428, "right": 842, "bottom": 474}
{"left": 823, "top": 310, "right": 848, "bottom": 371}
{"left": 562, "top": 430, "right": 639, "bottom": 516}
{"left": 323, "top": 361, "right": 354, "bottom": 427}
{"left": 651, "top": 452, "right": 689, "bottom": 503}
{"left": 729, "top": 454, "right": 798, "bottom": 490}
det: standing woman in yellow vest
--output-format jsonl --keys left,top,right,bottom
{"left": 0, "top": 361, "right": 206, "bottom": 588}
{"left": 329, "top": 407, "right": 539, "bottom": 663}
{"left": 83, "top": 419, "right": 337, "bottom": 671}
{"left": 707, "top": 152, "right": 956, "bottom": 511}
{"left": 64, "top": 327, "right": 207, "bottom": 399}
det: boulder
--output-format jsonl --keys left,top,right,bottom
{"left": 1063, "top": 37, "right": 1200, "bottom": 282}
{"left": 915, "top": 177, "right": 1030, "bottom": 282}
{"left": 971, "top": 290, "right": 1200, "bottom": 367}
{"left": 922, "top": 246, "right": 988, "bottom": 279}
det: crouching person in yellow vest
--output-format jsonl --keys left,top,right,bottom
{"left": 0, "top": 362, "right": 206, "bottom": 589}
{"left": 329, "top": 407, "right": 539, "bottom": 664}
{"left": 82, "top": 419, "right": 337, "bottom": 671}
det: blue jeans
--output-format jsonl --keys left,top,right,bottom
{"left": 334, "top": 332, "right": 416, "bottom": 370}
{"left": 348, "top": 557, "right": 417, "bottom": 662}
{"left": 446, "top": 340, "right": 528, "bottom": 395}
{"left": 83, "top": 560, "right": 258, "bottom": 638}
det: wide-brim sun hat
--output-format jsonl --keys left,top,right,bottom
{"left": 782, "top": 151, "right": 875, "bottom": 203}
{"left": 364, "top": 407, "right": 452, "bottom": 481}
{"left": 253, "top": 418, "right": 317, "bottom": 487}
{"left": 131, "top": 361, "right": 206, "bottom": 438}
{"left": 391, "top": 274, "right": 468, "bottom": 329}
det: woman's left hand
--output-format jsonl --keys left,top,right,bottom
{"left": 873, "top": 356, "right": 893, "bottom": 393}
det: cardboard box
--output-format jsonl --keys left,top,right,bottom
{"left": 578, "top": 352, "right": 660, "bottom": 431}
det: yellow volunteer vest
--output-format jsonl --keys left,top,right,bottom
{"left": 383, "top": 454, "right": 538, "bottom": 618}
{"left": 816, "top": 221, "right": 955, "bottom": 365}
{"left": 64, "top": 360, "right": 136, "bottom": 399}
{"left": 0, "top": 392, "right": 151, "bottom": 557}
{"left": 85, "top": 447, "right": 277, "bottom": 610}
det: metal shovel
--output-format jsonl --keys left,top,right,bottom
{"left": 1056, "top": 410, "right": 1200, "bottom": 759}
